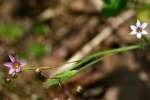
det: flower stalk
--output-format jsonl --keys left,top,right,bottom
{"left": 44, "top": 44, "right": 144, "bottom": 88}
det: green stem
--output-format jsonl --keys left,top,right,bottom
{"left": 23, "top": 60, "right": 81, "bottom": 71}
{"left": 44, "top": 44, "right": 143, "bottom": 87}
{"left": 23, "top": 66, "right": 56, "bottom": 71}
{"left": 73, "top": 44, "right": 142, "bottom": 69}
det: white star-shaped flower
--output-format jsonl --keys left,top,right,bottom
{"left": 130, "top": 20, "right": 148, "bottom": 39}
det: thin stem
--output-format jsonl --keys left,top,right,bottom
{"left": 23, "top": 59, "right": 81, "bottom": 71}
{"left": 23, "top": 66, "right": 56, "bottom": 71}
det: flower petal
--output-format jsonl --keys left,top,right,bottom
{"left": 142, "top": 30, "right": 148, "bottom": 35}
{"left": 16, "top": 68, "right": 21, "bottom": 72}
{"left": 130, "top": 25, "right": 137, "bottom": 31}
{"left": 130, "top": 31, "right": 137, "bottom": 35}
{"left": 20, "top": 61, "right": 26, "bottom": 67}
{"left": 136, "top": 33, "right": 142, "bottom": 38}
{"left": 136, "top": 20, "right": 141, "bottom": 27}
{"left": 9, "top": 68, "right": 15, "bottom": 75}
{"left": 4, "top": 63, "right": 13, "bottom": 69}
{"left": 9, "top": 55, "right": 15, "bottom": 62}
{"left": 141, "top": 23, "right": 148, "bottom": 29}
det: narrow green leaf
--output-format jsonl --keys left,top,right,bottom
{"left": 74, "top": 44, "right": 142, "bottom": 69}
{"left": 56, "top": 70, "right": 78, "bottom": 81}
{"left": 43, "top": 44, "right": 142, "bottom": 88}
{"left": 43, "top": 78, "right": 60, "bottom": 88}
{"left": 43, "top": 70, "right": 78, "bottom": 88}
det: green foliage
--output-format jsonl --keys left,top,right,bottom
{"left": 43, "top": 44, "right": 142, "bottom": 88}
{"left": 0, "top": 23, "right": 24, "bottom": 43}
{"left": 32, "top": 24, "right": 48, "bottom": 35}
{"left": 73, "top": 45, "right": 141, "bottom": 70}
{"left": 137, "top": 3, "right": 150, "bottom": 22}
{"left": 44, "top": 78, "right": 60, "bottom": 88}
{"left": 28, "top": 43, "right": 46, "bottom": 58}
{"left": 102, "top": 0, "right": 127, "bottom": 16}
{"left": 18, "top": 51, "right": 28, "bottom": 59}
{"left": 44, "top": 70, "right": 78, "bottom": 88}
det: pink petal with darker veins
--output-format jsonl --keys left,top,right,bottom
{"left": 4, "top": 63, "right": 13, "bottom": 69}
{"left": 16, "top": 68, "right": 21, "bottom": 72}
{"left": 9, "top": 55, "right": 16, "bottom": 63}
{"left": 20, "top": 61, "right": 26, "bottom": 67}
{"left": 9, "top": 68, "right": 15, "bottom": 75}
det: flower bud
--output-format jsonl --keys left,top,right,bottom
{"left": 5, "top": 77, "right": 11, "bottom": 83}
{"left": 35, "top": 68, "right": 41, "bottom": 73}
{"left": 76, "top": 85, "right": 83, "bottom": 93}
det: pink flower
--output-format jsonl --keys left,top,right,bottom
{"left": 4, "top": 55, "right": 26, "bottom": 75}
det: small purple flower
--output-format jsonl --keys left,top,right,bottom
{"left": 4, "top": 55, "right": 26, "bottom": 75}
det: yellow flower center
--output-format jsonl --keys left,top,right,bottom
{"left": 13, "top": 63, "right": 20, "bottom": 68}
{"left": 136, "top": 27, "right": 142, "bottom": 33}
